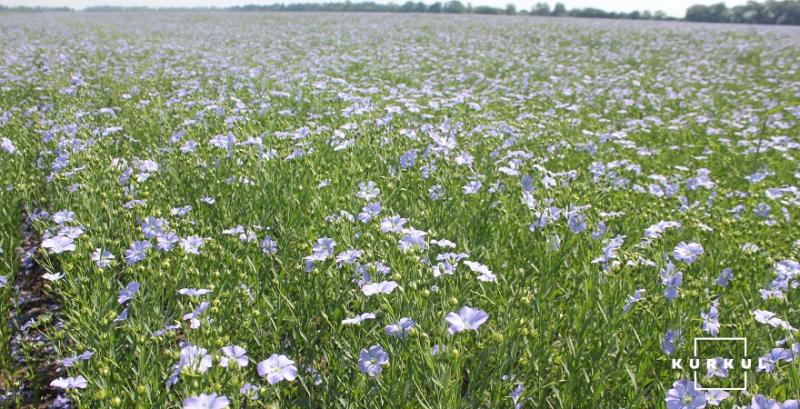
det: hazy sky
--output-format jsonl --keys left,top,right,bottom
{"left": 5, "top": 0, "right": 749, "bottom": 18}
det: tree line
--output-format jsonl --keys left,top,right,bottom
{"left": 73, "top": 0, "right": 674, "bottom": 20}
{"left": 0, "top": 4, "right": 72, "bottom": 11}
{"left": 223, "top": 2, "right": 675, "bottom": 19}
{"left": 1, "top": 0, "right": 799, "bottom": 25}
{"left": 686, "top": 1, "right": 800, "bottom": 24}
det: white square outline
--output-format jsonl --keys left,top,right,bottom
{"left": 692, "top": 337, "right": 748, "bottom": 391}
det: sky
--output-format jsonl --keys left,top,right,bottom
{"left": 4, "top": 0, "right": 749, "bottom": 18}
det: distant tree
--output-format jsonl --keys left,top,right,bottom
{"left": 569, "top": 7, "right": 605, "bottom": 18}
{"left": 400, "top": 1, "right": 415, "bottom": 12}
{"left": 443, "top": 1, "right": 467, "bottom": 13}
{"left": 474, "top": 5, "right": 502, "bottom": 14}
{"left": 427, "top": 1, "right": 442, "bottom": 12}
{"left": 505, "top": 3, "right": 516, "bottom": 14}
{"left": 782, "top": 1, "right": 800, "bottom": 24}
{"left": 709, "top": 2, "right": 729, "bottom": 21}
{"left": 685, "top": 4, "right": 711, "bottom": 21}
{"left": 552, "top": 2, "right": 566, "bottom": 16}
{"left": 731, "top": 4, "right": 752, "bottom": 22}
{"left": 531, "top": 2, "right": 549, "bottom": 15}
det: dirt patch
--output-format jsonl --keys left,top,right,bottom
{"left": 1, "top": 210, "right": 69, "bottom": 408}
